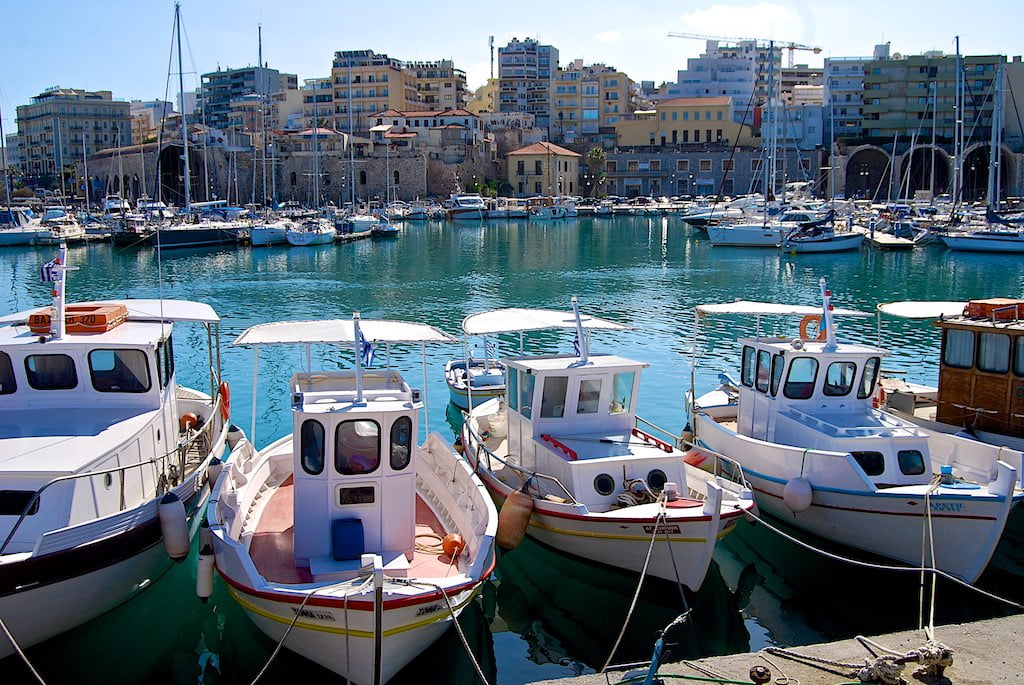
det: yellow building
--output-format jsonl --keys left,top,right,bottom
{"left": 507, "top": 141, "right": 580, "bottom": 197}
{"left": 613, "top": 97, "right": 757, "bottom": 147}
{"left": 552, "top": 60, "right": 635, "bottom": 142}
{"left": 467, "top": 78, "right": 499, "bottom": 114}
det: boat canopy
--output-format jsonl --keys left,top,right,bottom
{"left": 233, "top": 319, "right": 457, "bottom": 346}
{"left": 0, "top": 299, "right": 220, "bottom": 325}
{"left": 462, "top": 308, "right": 630, "bottom": 336}
{"left": 876, "top": 301, "right": 967, "bottom": 319}
{"left": 695, "top": 301, "right": 869, "bottom": 317}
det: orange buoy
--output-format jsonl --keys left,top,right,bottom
{"left": 683, "top": 448, "right": 710, "bottom": 470}
{"left": 798, "top": 314, "right": 828, "bottom": 342}
{"left": 442, "top": 533, "right": 466, "bottom": 558}
{"left": 179, "top": 412, "right": 200, "bottom": 432}
{"left": 218, "top": 381, "right": 231, "bottom": 421}
{"left": 496, "top": 489, "right": 534, "bottom": 550}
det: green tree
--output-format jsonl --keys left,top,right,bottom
{"left": 586, "top": 146, "right": 608, "bottom": 198}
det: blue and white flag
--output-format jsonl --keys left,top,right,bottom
{"left": 572, "top": 332, "right": 581, "bottom": 356}
{"left": 40, "top": 259, "right": 60, "bottom": 283}
{"left": 358, "top": 331, "right": 375, "bottom": 368}
{"left": 485, "top": 339, "right": 496, "bottom": 358}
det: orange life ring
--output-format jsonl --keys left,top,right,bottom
{"left": 799, "top": 314, "right": 828, "bottom": 341}
{"left": 179, "top": 412, "right": 200, "bottom": 432}
{"left": 219, "top": 381, "right": 231, "bottom": 421}
{"left": 872, "top": 385, "right": 886, "bottom": 409}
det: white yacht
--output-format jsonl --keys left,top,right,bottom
{"left": 446, "top": 193, "right": 486, "bottom": 221}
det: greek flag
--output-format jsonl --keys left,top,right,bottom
{"left": 358, "top": 331, "right": 375, "bottom": 368}
{"left": 572, "top": 332, "right": 581, "bottom": 356}
{"left": 485, "top": 339, "right": 496, "bottom": 357}
{"left": 40, "top": 259, "right": 60, "bottom": 283}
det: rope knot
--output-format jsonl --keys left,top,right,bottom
{"left": 909, "top": 640, "right": 953, "bottom": 679}
{"left": 858, "top": 656, "right": 904, "bottom": 684}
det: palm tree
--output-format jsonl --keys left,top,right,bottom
{"left": 586, "top": 146, "right": 608, "bottom": 198}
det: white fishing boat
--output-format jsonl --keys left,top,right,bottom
{"left": 286, "top": 218, "right": 335, "bottom": 246}
{"left": 0, "top": 207, "right": 43, "bottom": 246}
{"left": 446, "top": 193, "right": 486, "bottom": 221}
{"left": 209, "top": 314, "right": 496, "bottom": 684}
{"left": 460, "top": 301, "right": 755, "bottom": 589}
{"left": 0, "top": 243, "right": 233, "bottom": 658}
{"left": 445, "top": 358, "right": 506, "bottom": 410}
{"left": 707, "top": 219, "right": 786, "bottom": 247}
{"left": 38, "top": 207, "right": 86, "bottom": 244}
{"left": 941, "top": 229, "right": 1024, "bottom": 253}
{"left": 690, "top": 282, "right": 1022, "bottom": 583}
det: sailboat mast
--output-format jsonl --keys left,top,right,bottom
{"left": 986, "top": 61, "right": 1002, "bottom": 208}
{"left": 175, "top": 2, "right": 191, "bottom": 210}
{"left": 952, "top": 36, "right": 962, "bottom": 206}
{"left": 0, "top": 106, "right": 10, "bottom": 208}
{"left": 347, "top": 61, "right": 356, "bottom": 208}
{"left": 258, "top": 24, "right": 268, "bottom": 207}
{"left": 929, "top": 81, "right": 937, "bottom": 199}
{"left": 82, "top": 136, "right": 90, "bottom": 210}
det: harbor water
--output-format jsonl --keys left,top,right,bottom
{"left": 1, "top": 216, "right": 1022, "bottom": 683}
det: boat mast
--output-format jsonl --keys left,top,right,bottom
{"left": 56, "top": 116, "right": 67, "bottom": 200}
{"left": 929, "top": 81, "right": 937, "bottom": 200}
{"left": 951, "top": 36, "right": 962, "bottom": 207}
{"left": 175, "top": 2, "right": 191, "bottom": 211}
{"left": 347, "top": 61, "right": 356, "bottom": 209}
{"left": 0, "top": 105, "right": 11, "bottom": 207}
{"left": 82, "top": 137, "right": 90, "bottom": 210}
{"left": 986, "top": 60, "right": 1002, "bottom": 209}
{"left": 258, "top": 23, "right": 268, "bottom": 208}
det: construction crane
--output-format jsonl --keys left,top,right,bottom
{"left": 667, "top": 31, "right": 822, "bottom": 68}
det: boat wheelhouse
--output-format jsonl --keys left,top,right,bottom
{"left": 692, "top": 283, "right": 1022, "bottom": 582}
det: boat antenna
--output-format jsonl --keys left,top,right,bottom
{"left": 353, "top": 311, "right": 364, "bottom": 404}
{"left": 45, "top": 243, "right": 77, "bottom": 340}
{"left": 819, "top": 277, "right": 837, "bottom": 352}
{"left": 571, "top": 296, "right": 589, "bottom": 364}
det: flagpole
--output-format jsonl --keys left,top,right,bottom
{"left": 571, "top": 296, "right": 588, "bottom": 364}
{"left": 353, "top": 312, "right": 364, "bottom": 403}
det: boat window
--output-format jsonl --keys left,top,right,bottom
{"left": 770, "top": 354, "right": 784, "bottom": 396}
{"left": 24, "top": 354, "right": 78, "bottom": 390}
{"left": 389, "top": 416, "right": 412, "bottom": 471}
{"left": 300, "top": 419, "right": 325, "bottom": 475}
{"left": 858, "top": 357, "right": 880, "bottom": 399}
{"left": 540, "top": 376, "right": 568, "bottom": 418}
{"left": 519, "top": 371, "right": 535, "bottom": 419}
{"left": 943, "top": 329, "right": 974, "bottom": 369}
{"left": 898, "top": 450, "right": 926, "bottom": 476}
{"left": 755, "top": 350, "right": 771, "bottom": 393}
{"left": 823, "top": 362, "right": 856, "bottom": 397}
{"left": 1015, "top": 337, "right": 1024, "bottom": 377}
{"left": 508, "top": 367, "right": 519, "bottom": 411}
{"left": 338, "top": 486, "right": 375, "bottom": 506}
{"left": 610, "top": 371, "right": 635, "bottom": 414}
{"left": 850, "top": 451, "right": 885, "bottom": 476}
{"left": 977, "top": 333, "right": 1010, "bottom": 374}
{"left": 157, "top": 335, "right": 175, "bottom": 388}
{"left": 783, "top": 357, "right": 818, "bottom": 400}
{"left": 741, "top": 346, "right": 755, "bottom": 387}
{"left": 594, "top": 473, "right": 616, "bottom": 496}
{"left": 335, "top": 420, "right": 381, "bottom": 475}
{"left": 0, "top": 491, "right": 39, "bottom": 516}
{"left": 0, "top": 352, "right": 15, "bottom": 395}
{"left": 577, "top": 378, "right": 602, "bottom": 415}
{"left": 88, "top": 349, "right": 152, "bottom": 393}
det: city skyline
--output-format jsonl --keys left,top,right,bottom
{"left": 2, "top": 0, "right": 1021, "bottom": 137}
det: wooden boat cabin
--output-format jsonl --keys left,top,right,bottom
{"left": 501, "top": 353, "right": 690, "bottom": 508}
{"left": 289, "top": 370, "right": 419, "bottom": 576}
{"left": 932, "top": 299, "right": 1024, "bottom": 438}
{"left": 732, "top": 335, "right": 938, "bottom": 487}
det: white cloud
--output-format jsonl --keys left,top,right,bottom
{"left": 677, "top": 3, "right": 806, "bottom": 42}
{"left": 595, "top": 31, "right": 622, "bottom": 44}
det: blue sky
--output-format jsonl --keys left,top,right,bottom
{"left": 1, "top": 0, "right": 1020, "bottom": 136}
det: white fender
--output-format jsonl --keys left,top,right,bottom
{"left": 783, "top": 477, "right": 813, "bottom": 513}
{"left": 206, "top": 457, "right": 224, "bottom": 489}
{"left": 196, "top": 544, "right": 215, "bottom": 603}
{"left": 159, "top": 492, "right": 190, "bottom": 562}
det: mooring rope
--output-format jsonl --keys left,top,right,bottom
{"left": 0, "top": 612, "right": 46, "bottom": 684}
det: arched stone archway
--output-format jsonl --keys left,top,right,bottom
{"left": 961, "top": 144, "right": 1014, "bottom": 203}
{"left": 158, "top": 145, "right": 205, "bottom": 206}
{"left": 897, "top": 145, "right": 950, "bottom": 199}
{"left": 844, "top": 146, "right": 891, "bottom": 201}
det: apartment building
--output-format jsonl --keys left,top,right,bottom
{"left": 406, "top": 60, "right": 468, "bottom": 110}
{"left": 551, "top": 59, "right": 634, "bottom": 143}
{"left": 506, "top": 141, "right": 579, "bottom": 197}
{"left": 614, "top": 97, "right": 757, "bottom": 148}
{"left": 498, "top": 38, "right": 560, "bottom": 133}
{"left": 200, "top": 66, "right": 296, "bottom": 131}
{"left": 656, "top": 40, "right": 783, "bottom": 113}
{"left": 16, "top": 87, "right": 131, "bottom": 180}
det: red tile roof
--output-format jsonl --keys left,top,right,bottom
{"left": 507, "top": 141, "right": 581, "bottom": 157}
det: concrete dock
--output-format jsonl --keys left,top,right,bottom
{"left": 534, "top": 614, "right": 1024, "bottom": 684}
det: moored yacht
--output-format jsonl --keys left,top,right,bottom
{"left": 446, "top": 192, "right": 486, "bottom": 221}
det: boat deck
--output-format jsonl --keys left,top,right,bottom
{"left": 248, "top": 476, "right": 458, "bottom": 585}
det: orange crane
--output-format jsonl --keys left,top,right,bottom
{"left": 667, "top": 31, "right": 822, "bottom": 68}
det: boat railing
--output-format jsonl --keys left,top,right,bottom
{"left": 637, "top": 415, "right": 750, "bottom": 489}
{"left": 0, "top": 394, "right": 224, "bottom": 556}
{"left": 461, "top": 418, "right": 580, "bottom": 506}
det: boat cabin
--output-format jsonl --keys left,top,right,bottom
{"left": 932, "top": 299, "right": 1024, "bottom": 437}
{"left": 0, "top": 301, "right": 212, "bottom": 551}
{"left": 501, "top": 353, "right": 689, "bottom": 510}
{"left": 289, "top": 370, "right": 419, "bottom": 573}
{"left": 734, "top": 336, "right": 935, "bottom": 487}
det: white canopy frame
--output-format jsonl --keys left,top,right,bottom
{"left": 232, "top": 315, "right": 458, "bottom": 447}
{"left": 873, "top": 301, "right": 967, "bottom": 347}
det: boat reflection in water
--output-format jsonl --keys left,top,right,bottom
{"left": 493, "top": 536, "right": 750, "bottom": 676}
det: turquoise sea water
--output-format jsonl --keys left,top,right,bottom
{"left": 2, "top": 217, "right": 1022, "bottom": 684}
